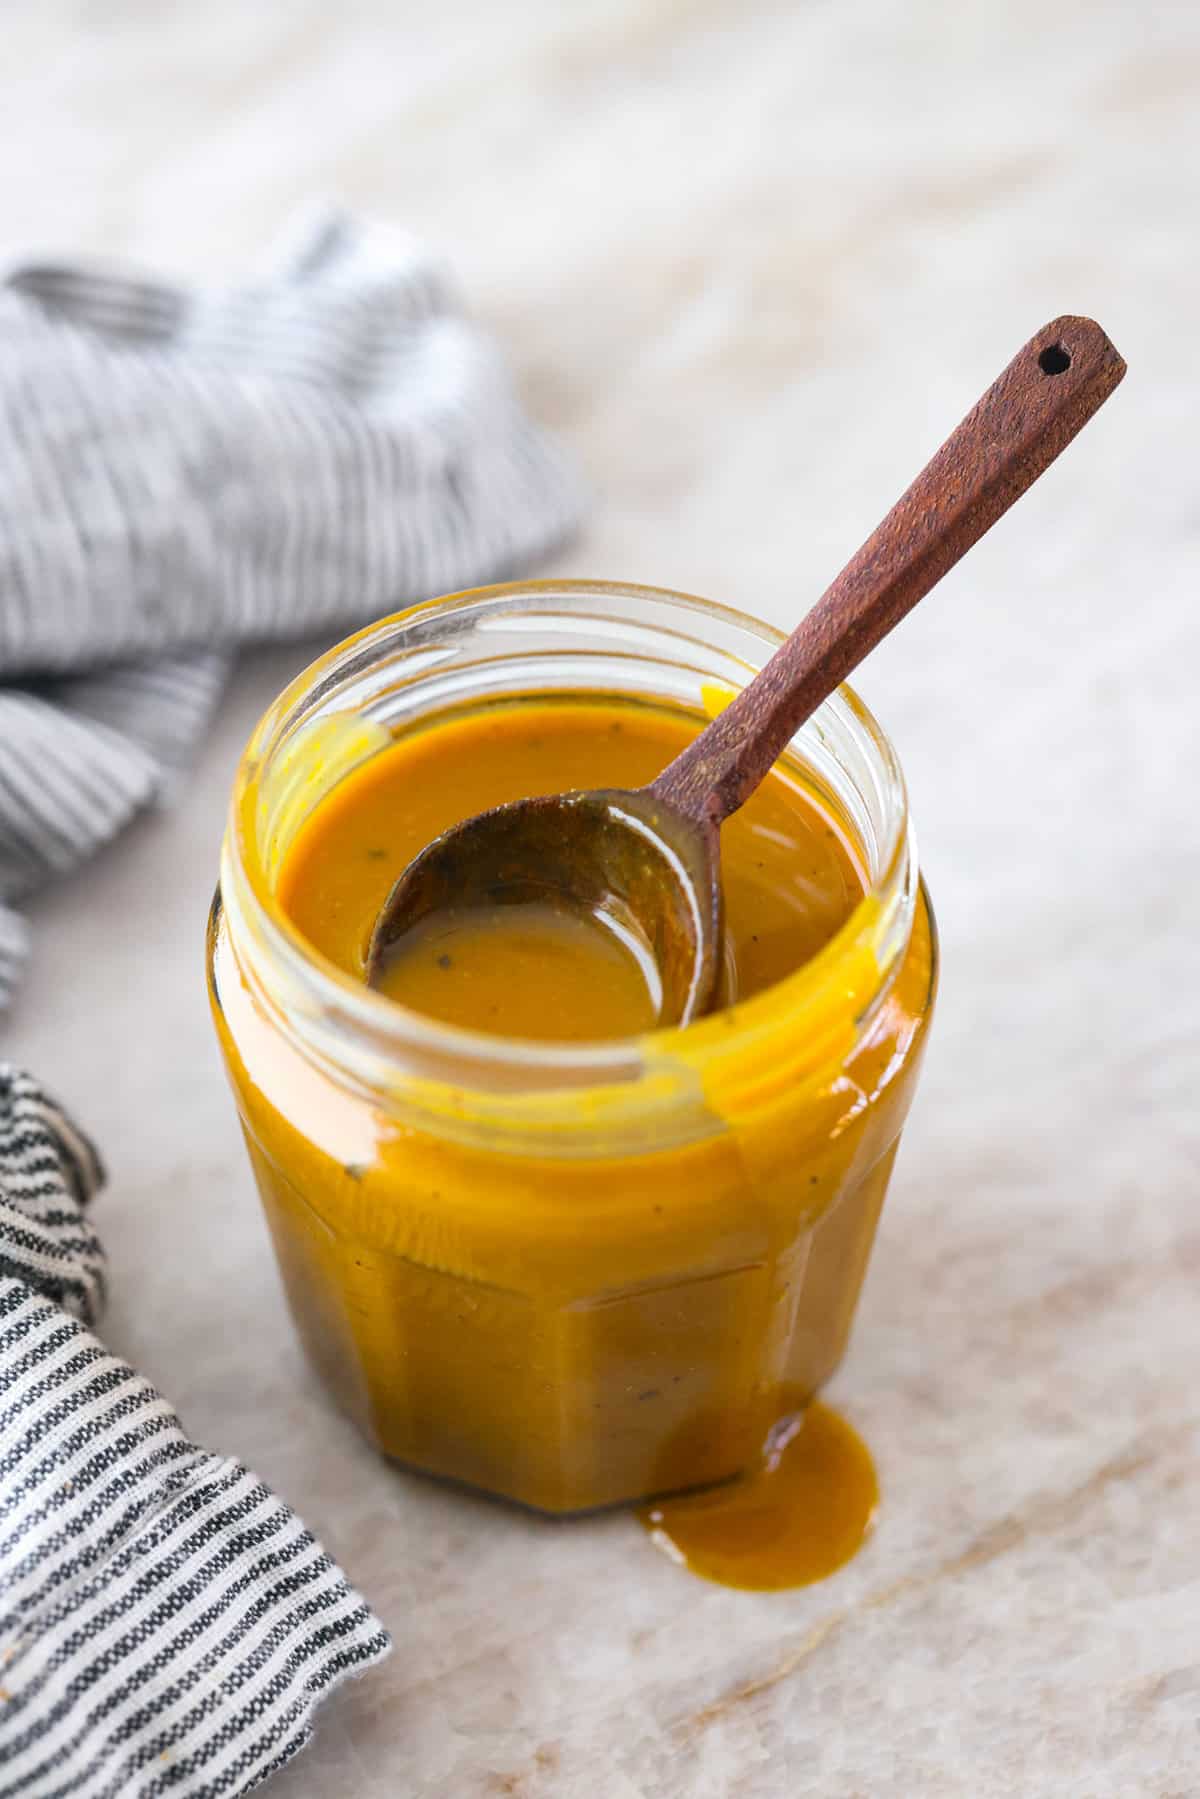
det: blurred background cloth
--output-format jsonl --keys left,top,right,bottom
{"left": 0, "top": 209, "right": 580, "bottom": 1003}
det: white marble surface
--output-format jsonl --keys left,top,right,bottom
{"left": 5, "top": 3, "right": 1200, "bottom": 1793}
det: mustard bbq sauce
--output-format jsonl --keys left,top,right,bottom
{"left": 279, "top": 696, "right": 865, "bottom": 1040}
{"left": 373, "top": 903, "right": 662, "bottom": 1041}
{"left": 638, "top": 1397, "right": 878, "bottom": 1591}
{"left": 214, "top": 586, "right": 938, "bottom": 1542}
{"left": 276, "top": 697, "right": 882, "bottom": 1586}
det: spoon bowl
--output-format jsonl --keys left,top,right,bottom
{"left": 367, "top": 786, "right": 720, "bottom": 1027}
{"left": 369, "top": 317, "right": 1126, "bottom": 1027}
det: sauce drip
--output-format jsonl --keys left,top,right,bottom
{"left": 638, "top": 1399, "right": 877, "bottom": 1591}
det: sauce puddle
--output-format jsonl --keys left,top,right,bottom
{"left": 637, "top": 1401, "right": 877, "bottom": 1590}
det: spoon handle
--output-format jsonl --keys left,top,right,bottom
{"left": 652, "top": 315, "right": 1126, "bottom": 825}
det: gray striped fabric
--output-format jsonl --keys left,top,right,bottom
{"left": 0, "top": 209, "right": 581, "bottom": 1004}
{"left": 0, "top": 1065, "right": 390, "bottom": 1796}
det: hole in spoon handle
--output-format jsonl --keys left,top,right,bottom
{"left": 652, "top": 316, "right": 1126, "bottom": 827}
{"left": 1038, "top": 343, "right": 1072, "bottom": 376}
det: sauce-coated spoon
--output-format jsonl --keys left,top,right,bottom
{"left": 368, "top": 317, "right": 1126, "bottom": 1026}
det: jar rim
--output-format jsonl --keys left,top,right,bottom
{"left": 220, "top": 579, "right": 915, "bottom": 1118}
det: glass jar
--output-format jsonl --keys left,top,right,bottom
{"left": 208, "top": 581, "right": 937, "bottom": 1514}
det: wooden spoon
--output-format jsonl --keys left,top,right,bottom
{"left": 368, "top": 317, "right": 1126, "bottom": 1026}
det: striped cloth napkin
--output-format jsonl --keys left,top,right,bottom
{"left": 0, "top": 215, "right": 581, "bottom": 1794}
{"left": 0, "top": 207, "right": 580, "bottom": 1006}
{"left": 0, "top": 1068, "right": 388, "bottom": 1795}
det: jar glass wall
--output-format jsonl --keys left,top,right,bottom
{"left": 208, "top": 582, "right": 937, "bottom": 1513}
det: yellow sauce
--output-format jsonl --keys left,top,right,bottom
{"left": 639, "top": 1397, "right": 878, "bottom": 1590}
{"left": 280, "top": 697, "right": 865, "bottom": 1025}
{"left": 212, "top": 687, "right": 935, "bottom": 1550}
{"left": 373, "top": 903, "right": 662, "bottom": 1040}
